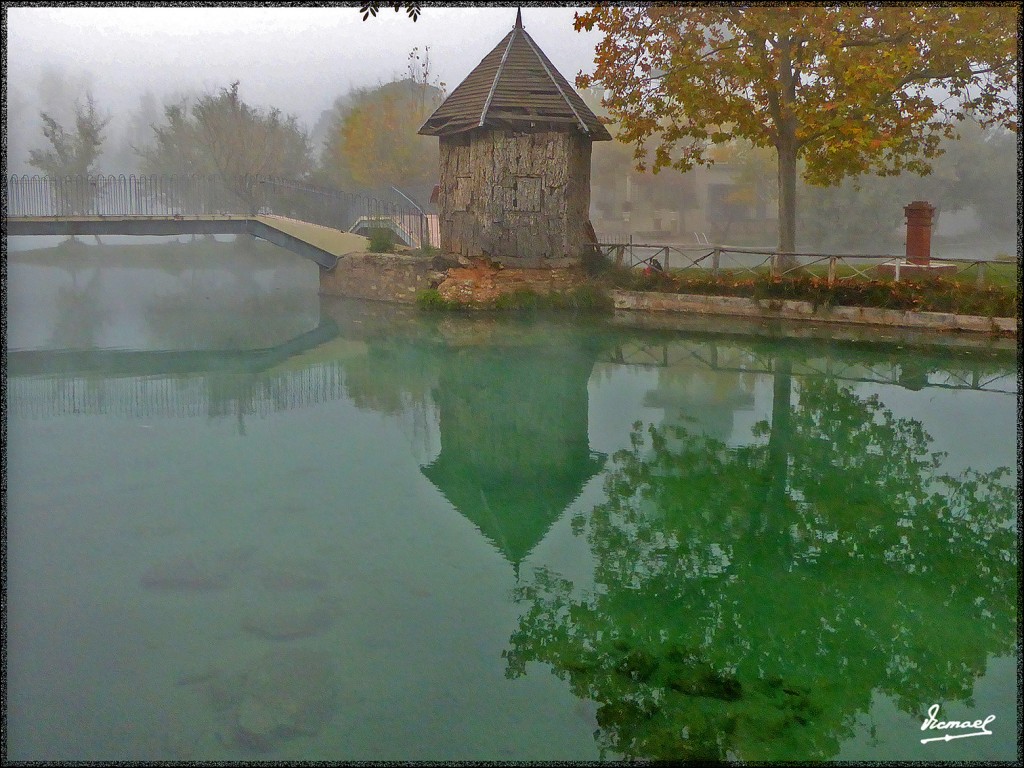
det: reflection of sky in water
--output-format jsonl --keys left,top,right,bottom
{"left": 7, "top": 247, "right": 320, "bottom": 352}
{"left": 854, "top": 383, "right": 1018, "bottom": 477}
{"left": 836, "top": 654, "right": 1017, "bottom": 762}
{"left": 593, "top": 349, "right": 1017, "bottom": 479}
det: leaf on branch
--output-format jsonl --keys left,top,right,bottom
{"left": 359, "top": 3, "right": 420, "bottom": 22}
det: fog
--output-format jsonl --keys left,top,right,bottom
{"left": 4, "top": 5, "right": 601, "bottom": 173}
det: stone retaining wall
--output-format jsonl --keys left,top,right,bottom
{"left": 436, "top": 263, "right": 588, "bottom": 306}
{"left": 319, "top": 252, "right": 446, "bottom": 304}
{"left": 319, "top": 256, "right": 1017, "bottom": 337}
{"left": 612, "top": 290, "right": 1017, "bottom": 335}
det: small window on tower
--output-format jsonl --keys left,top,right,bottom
{"left": 514, "top": 176, "right": 541, "bottom": 212}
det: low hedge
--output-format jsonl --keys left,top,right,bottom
{"left": 610, "top": 270, "right": 1017, "bottom": 318}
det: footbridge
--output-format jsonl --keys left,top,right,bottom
{"left": 5, "top": 174, "right": 435, "bottom": 269}
{"left": 6, "top": 213, "right": 368, "bottom": 269}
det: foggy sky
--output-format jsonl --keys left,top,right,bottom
{"left": 5, "top": 5, "right": 602, "bottom": 134}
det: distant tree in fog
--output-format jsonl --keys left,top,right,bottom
{"left": 138, "top": 96, "right": 208, "bottom": 176}
{"left": 798, "top": 118, "right": 1018, "bottom": 253}
{"left": 139, "top": 81, "right": 312, "bottom": 213}
{"left": 104, "top": 90, "right": 163, "bottom": 175}
{"left": 6, "top": 84, "right": 36, "bottom": 175}
{"left": 581, "top": 88, "right": 637, "bottom": 206}
{"left": 28, "top": 91, "right": 109, "bottom": 177}
{"left": 319, "top": 47, "right": 444, "bottom": 203}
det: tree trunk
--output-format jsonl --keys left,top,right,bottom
{"left": 776, "top": 138, "right": 798, "bottom": 263}
{"left": 775, "top": 34, "right": 799, "bottom": 269}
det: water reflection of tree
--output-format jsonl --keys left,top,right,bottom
{"left": 342, "top": 342, "right": 437, "bottom": 416}
{"left": 504, "top": 371, "right": 1017, "bottom": 761}
{"left": 49, "top": 265, "right": 109, "bottom": 350}
{"left": 144, "top": 290, "right": 316, "bottom": 351}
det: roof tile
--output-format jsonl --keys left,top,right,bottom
{"left": 418, "top": 14, "right": 611, "bottom": 141}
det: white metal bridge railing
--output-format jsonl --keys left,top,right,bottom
{"left": 5, "top": 174, "right": 435, "bottom": 249}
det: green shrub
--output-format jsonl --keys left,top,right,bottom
{"left": 415, "top": 289, "right": 465, "bottom": 311}
{"left": 564, "top": 284, "right": 615, "bottom": 312}
{"left": 494, "top": 288, "right": 543, "bottom": 310}
{"left": 582, "top": 245, "right": 613, "bottom": 276}
{"left": 368, "top": 227, "right": 395, "bottom": 253}
{"left": 493, "top": 285, "right": 613, "bottom": 313}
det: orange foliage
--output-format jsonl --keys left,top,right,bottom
{"left": 574, "top": 5, "right": 1018, "bottom": 249}
{"left": 325, "top": 77, "right": 443, "bottom": 193}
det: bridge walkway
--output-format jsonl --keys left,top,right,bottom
{"left": 5, "top": 214, "right": 369, "bottom": 269}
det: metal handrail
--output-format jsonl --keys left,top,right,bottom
{"left": 5, "top": 174, "right": 427, "bottom": 245}
{"left": 595, "top": 239, "right": 1015, "bottom": 286}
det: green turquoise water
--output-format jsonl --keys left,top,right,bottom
{"left": 4, "top": 241, "right": 1019, "bottom": 761}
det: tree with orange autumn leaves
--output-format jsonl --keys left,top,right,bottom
{"left": 326, "top": 81, "right": 438, "bottom": 191}
{"left": 321, "top": 47, "right": 444, "bottom": 203}
{"left": 574, "top": 5, "right": 1018, "bottom": 255}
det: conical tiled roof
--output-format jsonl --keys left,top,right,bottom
{"left": 418, "top": 10, "right": 611, "bottom": 140}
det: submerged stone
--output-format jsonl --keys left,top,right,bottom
{"left": 231, "top": 647, "right": 339, "bottom": 751}
{"left": 141, "top": 547, "right": 254, "bottom": 591}
{"left": 254, "top": 555, "right": 332, "bottom": 592}
{"left": 240, "top": 594, "right": 340, "bottom": 640}
{"left": 188, "top": 647, "right": 340, "bottom": 753}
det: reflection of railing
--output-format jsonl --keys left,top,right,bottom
{"left": 7, "top": 362, "right": 349, "bottom": 420}
{"left": 9, "top": 339, "right": 1015, "bottom": 429}
{"left": 602, "top": 340, "right": 1018, "bottom": 394}
{"left": 596, "top": 240, "right": 1013, "bottom": 287}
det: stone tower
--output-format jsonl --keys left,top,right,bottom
{"left": 419, "top": 10, "right": 611, "bottom": 266}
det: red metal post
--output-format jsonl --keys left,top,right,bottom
{"left": 904, "top": 201, "right": 935, "bottom": 266}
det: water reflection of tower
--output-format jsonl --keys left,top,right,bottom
{"left": 641, "top": 341, "right": 756, "bottom": 443}
{"left": 421, "top": 338, "right": 605, "bottom": 576}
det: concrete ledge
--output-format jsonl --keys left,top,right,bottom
{"left": 611, "top": 290, "right": 1017, "bottom": 336}
{"left": 608, "top": 310, "right": 1019, "bottom": 353}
